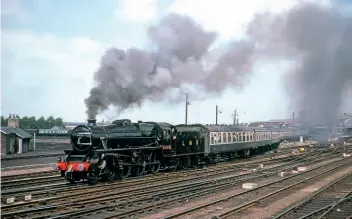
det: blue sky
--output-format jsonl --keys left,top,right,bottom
{"left": 1, "top": 0, "right": 350, "bottom": 124}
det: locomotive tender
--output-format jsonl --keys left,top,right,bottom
{"left": 57, "top": 119, "right": 293, "bottom": 184}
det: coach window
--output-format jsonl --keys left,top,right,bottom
{"left": 228, "top": 133, "right": 231, "bottom": 142}
{"left": 218, "top": 134, "right": 222, "bottom": 144}
{"left": 233, "top": 133, "right": 236, "bottom": 142}
{"left": 222, "top": 133, "right": 226, "bottom": 143}
{"left": 211, "top": 134, "right": 215, "bottom": 145}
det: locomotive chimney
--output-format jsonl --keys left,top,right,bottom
{"left": 87, "top": 119, "right": 97, "bottom": 126}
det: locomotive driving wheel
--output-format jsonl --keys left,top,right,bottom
{"left": 117, "top": 165, "right": 131, "bottom": 179}
{"left": 87, "top": 166, "right": 99, "bottom": 185}
{"left": 103, "top": 168, "right": 117, "bottom": 182}
{"left": 132, "top": 161, "right": 146, "bottom": 176}
{"left": 150, "top": 160, "right": 161, "bottom": 174}
{"left": 147, "top": 152, "right": 160, "bottom": 174}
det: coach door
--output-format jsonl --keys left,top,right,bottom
{"left": 203, "top": 133, "right": 210, "bottom": 154}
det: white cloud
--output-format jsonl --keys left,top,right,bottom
{"left": 167, "top": 0, "right": 331, "bottom": 40}
{"left": 115, "top": 0, "right": 158, "bottom": 23}
{"left": 1, "top": 30, "right": 131, "bottom": 122}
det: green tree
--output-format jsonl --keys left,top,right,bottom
{"left": 36, "top": 116, "right": 46, "bottom": 129}
{"left": 54, "top": 117, "right": 64, "bottom": 127}
{"left": 28, "top": 116, "right": 37, "bottom": 128}
{"left": 46, "top": 116, "right": 55, "bottom": 128}
{"left": 20, "top": 116, "right": 29, "bottom": 129}
{"left": 2, "top": 115, "right": 65, "bottom": 129}
{"left": 1, "top": 116, "right": 8, "bottom": 127}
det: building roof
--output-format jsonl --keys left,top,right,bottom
{"left": 248, "top": 121, "right": 285, "bottom": 128}
{"left": 1, "top": 127, "right": 32, "bottom": 139}
{"left": 64, "top": 122, "right": 87, "bottom": 126}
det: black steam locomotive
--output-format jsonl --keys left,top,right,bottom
{"left": 57, "top": 119, "right": 293, "bottom": 184}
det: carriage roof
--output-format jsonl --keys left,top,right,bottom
{"left": 175, "top": 124, "right": 275, "bottom": 133}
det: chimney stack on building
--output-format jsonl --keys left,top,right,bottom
{"left": 7, "top": 114, "right": 20, "bottom": 128}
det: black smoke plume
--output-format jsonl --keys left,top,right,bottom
{"left": 85, "top": 3, "right": 352, "bottom": 127}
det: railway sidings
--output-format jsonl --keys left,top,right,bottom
{"left": 1, "top": 143, "right": 350, "bottom": 219}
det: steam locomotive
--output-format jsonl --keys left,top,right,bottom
{"left": 57, "top": 119, "right": 295, "bottom": 184}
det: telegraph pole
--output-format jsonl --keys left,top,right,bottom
{"left": 216, "top": 105, "right": 218, "bottom": 125}
{"left": 185, "top": 93, "right": 190, "bottom": 125}
{"left": 216, "top": 105, "right": 222, "bottom": 125}
{"left": 292, "top": 112, "right": 295, "bottom": 145}
{"left": 232, "top": 110, "right": 237, "bottom": 125}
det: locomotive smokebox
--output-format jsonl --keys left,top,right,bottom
{"left": 87, "top": 119, "right": 97, "bottom": 126}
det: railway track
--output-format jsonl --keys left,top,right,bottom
{"left": 0, "top": 143, "right": 307, "bottom": 181}
{"left": 0, "top": 151, "right": 302, "bottom": 201}
{"left": 0, "top": 142, "right": 315, "bottom": 184}
{"left": 273, "top": 172, "right": 352, "bottom": 219}
{"left": 1, "top": 175, "right": 63, "bottom": 190}
{"left": 1, "top": 143, "right": 333, "bottom": 197}
{"left": 1, "top": 147, "right": 342, "bottom": 219}
{"left": 0, "top": 149, "right": 302, "bottom": 194}
{"left": 164, "top": 157, "right": 352, "bottom": 219}
{"left": 1, "top": 170, "right": 58, "bottom": 182}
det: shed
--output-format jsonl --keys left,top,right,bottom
{"left": 1, "top": 127, "right": 32, "bottom": 155}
